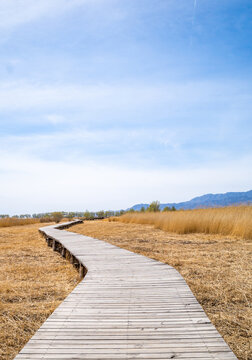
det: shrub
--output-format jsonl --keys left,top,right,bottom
{"left": 51, "top": 212, "right": 63, "bottom": 223}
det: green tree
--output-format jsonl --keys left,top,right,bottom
{"left": 128, "top": 208, "right": 135, "bottom": 213}
{"left": 97, "top": 210, "right": 105, "bottom": 218}
{"left": 171, "top": 206, "right": 176, "bottom": 211}
{"left": 52, "top": 212, "right": 63, "bottom": 223}
{"left": 147, "top": 201, "right": 160, "bottom": 212}
{"left": 140, "top": 206, "right": 145, "bottom": 212}
{"left": 84, "top": 210, "right": 90, "bottom": 219}
{"left": 105, "top": 211, "right": 115, "bottom": 218}
{"left": 163, "top": 206, "right": 171, "bottom": 212}
{"left": 89, "top": 212, "right": 95, "bottom": 220}
{"left": 67, "top": 212, "right": 75, "bottom": 220}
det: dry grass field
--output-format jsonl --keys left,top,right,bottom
{"left": 0, "top": 223, "right": 80, "bottom": 360}
{"left": 72, "top": 219, "right": 252, "bottom": 360}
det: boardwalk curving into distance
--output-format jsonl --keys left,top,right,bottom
{"left": 15, "top": 221, "right": 237, "bottom": 360}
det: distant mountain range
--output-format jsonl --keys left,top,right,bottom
{"left": 129, "top": 190, "right": 252, "bottom": 211}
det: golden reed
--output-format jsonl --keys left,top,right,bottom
{"left": 0, "top": 218, "right": 38, "bottom": 228}
{"left": 117, "top": 206, "right": 252, "bottom": 239}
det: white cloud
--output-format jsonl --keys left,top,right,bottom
{"left": 0, "top": 127, "right": 178, "bottom": 149}
{"left": 0, "top": 127, "right": 182, "bottom": 168}
{"left": 44, "top": 114, "right": 65, "bottom": 125}
{"left": 0, "top": 151, "right": 251, "bottom": 214}
{"left": 0, "top": 0, "right": 87, "bottom": 29}
{"left": 0, "top": 80, "right": 251, "bottom": 126}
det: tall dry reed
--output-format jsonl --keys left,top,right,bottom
{"left": 0, "top": 218, "right": 39, "bottom": 228}
{"left": 117, "top": 206, "right": 252, "bottom": 239}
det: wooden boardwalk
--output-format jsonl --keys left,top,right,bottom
{"left": 14, "top": 221, "right": 237, "bottom": 360}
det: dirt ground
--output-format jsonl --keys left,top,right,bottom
{"left": 0, "top": 223, "right": 80, "bottom": 360}
{"left": 71, "top": 220, "right": 252, "bottom": 360}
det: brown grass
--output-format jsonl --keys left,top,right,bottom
{"left": 0, "top": 218, "right": 39, "bottom": 228}
{"left": 71, "top": 220, "right": 252, "bottom": 360}
{"left": 116, "top": 206, "right": 252, "bottom": 239}
{"left": 0, "top": 223, "right": 80, "bottom": 360}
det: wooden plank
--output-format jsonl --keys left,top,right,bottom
{"left": 14, "top": 220, "right": 237, "bottom": 360}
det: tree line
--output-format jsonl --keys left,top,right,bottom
{"left": 0, "top": 210, "right": 126, "bottom": 223}
{"left": 0, "top": 202, "right": 176, "bottom": 224}
{"left": 128, "top": 201, "right": 176, "bottom": 213}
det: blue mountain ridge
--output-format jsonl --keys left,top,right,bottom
{"left": 129, "top": 190, "right": 252, "bottom": 211}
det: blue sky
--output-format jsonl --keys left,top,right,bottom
{"left": 0, "top": 0, "right": 251, "bottom": 214}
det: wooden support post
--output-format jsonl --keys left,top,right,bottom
{"left": 61, "top": 247, "right": 66, "bottom": 258}
{"left": 70, "top": 254, "right": 74, "bottom": 264}
{"left": 52, "top": 240, "right": 56, "bottom": 251}
{"left": 79, "top": 265, "right": 85, "bottom": 279}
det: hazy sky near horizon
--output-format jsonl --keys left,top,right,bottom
{"left": 0, "top": 0, "right": 252, "bottom": 214}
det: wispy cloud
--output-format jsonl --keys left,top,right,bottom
{"left": 0, "top": 0, "right": 88, "bottom": 29}
{"left": 0, "top": 127, "right": 181, "bottom": 166}
{"left": 44, "top": 114, "right": 65, "bottom": 125}
{"left": 0, "top": 151, "right": 251, "bottom": 214}
{"left": 192, "top": 0, "right": 197, "bottom": 25}
{"left": 1, "top": 79, "right": 252, "bottom": 125}
{"left": 1, "top": 77, "right": 251, "bottom": 171}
